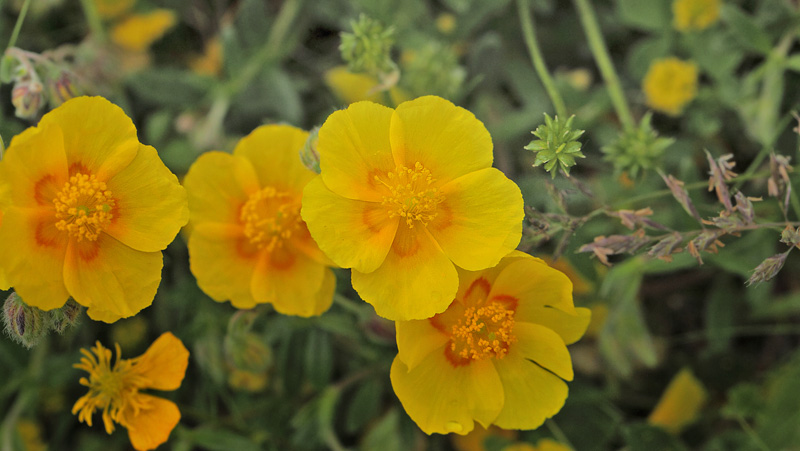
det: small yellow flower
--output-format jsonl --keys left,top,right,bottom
{"left": 72, "top": 332, "right": 189, "bottom": 451}
{"left": 391, "top": 252, "right": 591, "bottom": 434}
{"left": 111, "top": 9, "right": 177, "bottom": 52}
{"left": 648, "top": 368, "right": 708, "bottom": 434}
{"left": 324, "top": 66, "right": 408, "bottom": 106}
{"left": 673, "top": 0, "right": 721, "bottom": 31}
{"left": 302, "top": 96, "right": 524, "bottom": 321}
{"left": 184, "top": 125, "right": 336, "bottom": 316}
{"left": 15, "top": 419, "right": 47, "bottom": 451}
{"left": 93, "top": 0, "right": 135, "bottom": 20}
{"left": 189, "top": 36, "right": 223, "bottom": 77}
{"left": 436, "top": 13, "right": 457, "bottom": 34}
{"left": 643, "top": 57, "right": 698, "bottom": 116}
{"left": 0, "top": 97, "right": 188, "bottom": 322}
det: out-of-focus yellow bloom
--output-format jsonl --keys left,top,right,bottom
{"left": 391, "top": 252, "right": 591, "bottom": 434}
{"left": 94, "top": 0, "right": 134, "bottom": 20}
{"left": 452, "top": 424, "right": 517, "bottom": 451}
{"left": 0, "top": 97, "right": 188, "bottom": 322}
{"left": 72, "top": 332, "right": 189, "bottom": 451}
{"left": 111, "top": 9, "right": 176, "bottom": 52}
{"left": 190, "top": 37, "right": 223, "bottom": 77}
{"left": 563, "top": 68, "right": 592, "bottom": 91}
{"left": 504, "top": 439, "right": 572, "bottom": 451}
{"left": 436, "top": 13, "right": 457, "bottom": 34}
{"left": 111, "top": 316, "right": 149, "bottom": 350}
{"left": 302, "top": 96, "right": 524, "bottom": 321}
{"left": 228, "top": 369, "right": 269, "bottom": 392}
{"left": 584, "top": 303, "right": 609, "bottom": 338}
{"left": 324, "top": 66, "right": 408, "bottom": 106}
{"left": 648, "top": 368, "right": 708, "bottom": 434}
{"left": 673, "top": 0, "right": 721, "bottom": 31}
{"left": 642, "top": 57, "right": 698, "bottom": 116}
{"left": 184, "top": 125, "right": 336, "bottom": 316}
{"left": 16, "top": 419, "right": 47, "bottom": 451}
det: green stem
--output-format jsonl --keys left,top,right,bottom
{"left": 572, "top": 0, "right": 634, "bottom": 130}
{"left": 545, "top": 419, "right": 575, "bottom": 449}
{"left": 733, "top": 145, "right": 772, "bottom": 191}
{"left": 79, "top": 0, "right": 106, "bottom": 42}
{"left": 221, "top": 0, "right": 303, "bottom": 98}
{"left": 5, "top": 0, "right": 31, "bottom": 50}
{"left": 516, "top": 0, "right": 567, "bottom": 118}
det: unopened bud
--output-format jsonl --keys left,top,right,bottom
{"left": 11, "top": 80, "right": 44, "bottom": 120}
{"left": 3, "top": 292, "right": 49, "bottom": 348}
{"left": 47, "top": 71, "right": 80, "bottom": 107}
{"left": 225, "top": 332, "right": 272, "bottom": 373}
{"left": 747, "top": 252, "right": 789, "bottom": 286}
{"left": 48, "top": 299, "right": 83, "bottom": 334}
{"left": 299, "top": 126, "right": 321, "bottom": 174}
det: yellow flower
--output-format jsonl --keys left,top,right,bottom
{"left": 452, "top": 424, "right": 516, "bottom": 451}
{"left": 72, "top": 332, "right": 189, "bottom": 451}
{"left": 503, "top": 439, "right": 572, "bottom": 451}
{"left": 94, "top": 0, "right": 135, "bottom": 20}
{"left": 184, "top": 125, "right": 336, "bottom": 316}
{"left": 15, "top": 419, "right": 47, "bottom": 451}
{"left": 324, "top": 66, "right": 409, "bottom": 106}
{"left": 302, "top": 96, "right": 524, "bottom": 321}
{"left": 673, "top": 0, "right": 721, "bottom": 31}
{"left": 642, "top": 57, "right": 698, "bottom": 116}
{"left": 189, "top": 36, "right": 223, "bottom": 77}
{"left": 391, "top": 252, "right": 591, "bottom": 434}
{"left": 0, "top": 96, "right": 188, "bottom": 322}
{"left": 111, "top": 10, "right": 177, "bottom": 52}
{"left": 648, "top": 367, "right": 708, "bottom": 434}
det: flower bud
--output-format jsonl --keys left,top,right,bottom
{"left": 48, "top": 298, "right": 83, "bottom": 334}
{"left": 3, "top": 292, "right": 49, "bottom": 348}
{"left": 11, "top": 80, "right": 44, "bottom": 120}
{"left": 47, "top": 71, "right": 80, "bottom": 107}
{"left": 299, "top": 126, "right": 321, "bottom": 174}
{"left": 340, "top": 15, "right": 396, "bottom": 77}
{"left": 224, "top": 332, "right": 272, "bottom": 373}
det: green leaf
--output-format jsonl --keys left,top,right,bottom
{"left": 127, "top": 69, "right": 214, "bottom": 108}
{"left": 721, "top": 5, "right": 772, "bottom": 54}
{"left": 615, "top": 0, "right": 672, "bottom": 31}
{"left": 346, "top": 378, "right": 384, "bottom": 434}
{"left": 721, "top": 383, "right": 765, "bottom": 421}
{"left": 181, "top": 427, "right": 261, "bottom": 451}
{"left": 705, "top": 276, "right": 739, "bottom": 354}
{"left": 360, "top": 409, "right": 405, "bottom": 451}
{"left": 756, "top": 349, "right": 800, "bottom": 448}
{"left": 623, "top": 423, "right": 689, "bottom": 451}
{"left": 305, "top": 329, "right": 333, "bottom": 389}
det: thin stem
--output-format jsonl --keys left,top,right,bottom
{"left": 735, "top": 415, "right": 772, "bottom": 451}
{"left": 545, "top": 419, "right": 575, "bottom": 449}
{"left": 79, "top": 0, "right": 106, "bottom": 42}
{"left": 733, "top": 145, "right": 772, "bottom": 191}
{"left": 572, "top": 0, "right": 634, "bottom": 130}
{"left": 517, "top": 0, "right": 567, "bottom": 118}
{"left": 5, "top": 0, "right": 31, "bottom": 50}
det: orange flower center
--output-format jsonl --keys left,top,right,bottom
{"left": 240, "top": 187, "right": 301, "bottom": 252}
{"left": 376, "top": 162, "right": 445, "bottom": 228}
{"left": 449, "top": 301, "right": 517, "bottom": 361}
{"left": 53, "top": 173, "right": 115, "bottom": 242}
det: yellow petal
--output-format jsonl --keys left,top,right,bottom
{"left": 490, "top": 258, "right": 577, "bottom": 315}
{"left": 285, "top": 267, "right": 336, "bottom": 318}
{"left": 1, "top": 123, "right": 68, "bottom": 209}
{"left": 429, "top": 168, "right": 523, "bottom": 271}
{"left": 648, "top": 368, "right": 707, "bottom": 434}
{"left": 395, "top": 318, "right": 450, "bottom": 371}
{"left": 122, "top": 395, "right": 180, "bottom": 451}
{"left": 317, "top": 101, "right": 396, "bottom": 202}
{"left": 105, "top": 144, "right": 188, "bottom": 252}
{"left": 64, "top": 234, "right": 162, "bottom": 322}
{"left": 324, "top": 66, "right": 408, "bottom": 105}
{"left": 183, "top": 151, "right": 260, "bottom": 226}
{"left": 513, "top": 322, "right": 573, "bottom": 381}
{"left": 453, "top": 251, "right": 534, "bottom": 304}
{"left": 0, "top": 208, "right": 68, "bottom": 310}
{"left": 111, "top": 10, "right": 177, "bottom": 53}
{"left": 250, "top": 246, "right": 329, "bottom": 317}
{"left": 233, "top": 125, "right": 313, "bottom": 192}
{"left": 491, "top": 347, "right": 568, "bottom": 430}
{"left": 390, "top": 351, "right": 504, "bottom": 435}
{"left": 390, "top": 96, "right": 493, "bottom": 185}
{"left": 521, "top": 306, "right": 591, "bottom": 346}
{"left": 301, "top": 176, "right": 397, "bottom": 273}
{"left": 188, "top": 223, "right": 259, "bottom": 309}
{"left": 134, "top": 332, "right": 189, "bottom": 391}
{"left": 352, "top": 224, "right": 457, "bottom": 321}
{"left": 41, "top": 97, "right": 139, "bottom": 181}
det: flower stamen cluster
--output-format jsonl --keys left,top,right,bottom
{"left": 54, "top": 173, "right": 115, "bottom": 242}
{"left": 240, "top": 187, "right": 301, "bottom": 252}
{"left": 450, "top": 302, "right": 517, "bottom": 361}
{"left": 376, "top": 162, "right": 445, "bottom": 228}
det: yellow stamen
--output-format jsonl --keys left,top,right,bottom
{"left": 53, "top": 173, "right": 115, "bottom": 242}
{"left": 240, "top": 187, "right": 302, "bottom": 252}
{"left": 375, "top": 162, "right": 445, "bottom": 228}
{"left": 450, "top": 301, "right": 516, "bottom": 361}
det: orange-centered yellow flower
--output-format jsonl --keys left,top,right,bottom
{"left": 73, "top": 332, "right": 189, "bottom": 451}
{"left": 302, "top": 96, "right": 524, "bottom": 321}
{"left": 391, "top": 252, "right": 591, "bottom": 435}
{"left": 0, "top": 96, "right": 188, "bottom": 322}
{"left": 184, "top": 125, "right": 336, "bottom": 316}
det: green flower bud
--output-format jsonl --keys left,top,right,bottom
{"left": 224, "top": 332, "right": 272, "bottom": 373}
{"left": 48, "top": 299, "right": 83, "bottom": 334}
{"left": 46, "top": 71, "right": 81, "bottom": 108}
{"left": 525, "top": 114, "right": 585, "bottom": 178}
{"left": 3, "top": 292, "right": 49, "bottom": 348}
{"left": 11, "top": 80, "right": 44, "bottom": 120}
{"left": 299, "top": 125, "right": 321, "bottom": 174}
{"left": 340, "top": 14, "right": 396, "bottom": 77}
{"left": 601, "top": 112, "right": 674, "bottom": 178}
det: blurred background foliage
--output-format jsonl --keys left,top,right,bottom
{"left": 3, "top": 0, "right": 800, "bottom": 450}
